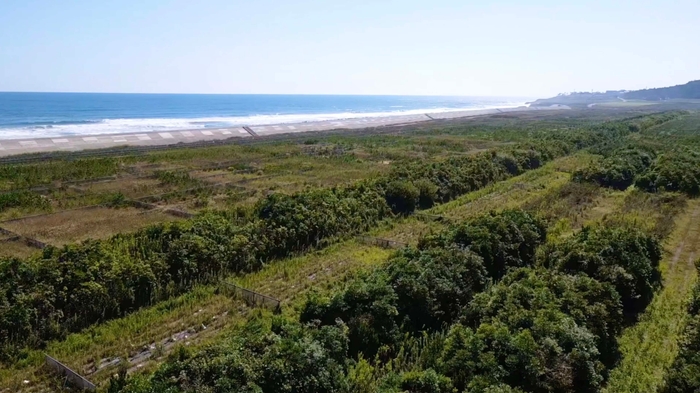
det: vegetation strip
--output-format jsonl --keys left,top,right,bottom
{"left": 603, "top": 201, "right": 700, "bottom": 393}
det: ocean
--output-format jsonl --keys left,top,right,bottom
{"left": 0, "top": 93, "right": 531, "bottom": 140}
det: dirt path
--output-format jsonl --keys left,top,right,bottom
{"left": 670, "top": 205, "right": 699, "bottom": 270}
{"left": 604, "top": 200, "right": 700, "bottom": 393}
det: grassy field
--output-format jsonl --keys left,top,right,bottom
{"left": 1, "top": 107, "right": 699, "bottom": 392}
{"left": 1, "top": 206, "right": 181, "bottom": 247}
{"left": 604, "top": 200, "right": 700, "bottom": 393}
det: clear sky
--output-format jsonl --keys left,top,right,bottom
{"left": 0, "top": 0, "right": 697, "bottom": 98}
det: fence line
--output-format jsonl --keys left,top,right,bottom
{"left": 357, "top": 235, "right": 408, "bottom": 250}
{"left": 0, "top": 204, "right": 105, "bottom": 225}
{"left": 220, "top": 282, "right": 281, "bottom": 312}
{"left": 0, "top": 235, "right": 21, "bottom": 243}
{"left": 413, "top": 212, "right": 452, "bottom": 223}
{"left": 163, "top": 208, "right": 195, "bottom": 218}
{"left": 44, "top": 354, "right": 96, "bottom": 391}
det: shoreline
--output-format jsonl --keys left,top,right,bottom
{"left": 0, "top": 105, "right": 568, "bottom": 158}
{"left": 0, "top": 102, "right": 530, "bottom": 140}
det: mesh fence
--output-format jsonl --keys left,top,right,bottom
{"left": 357, "top": 235, "right": 408, "bottom": 249}
{"left": 44, "top": 354, "right": 96, "bottom": 391}
{"left": 220, "top": 282, "right": 281, "bottom": 312}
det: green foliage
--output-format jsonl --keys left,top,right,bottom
{"left": 154, "top": 170, "right": 203, "bottom": 188}
{"left": 0, "top": 158, "right": 119, "bottom": 190}
{"left": 301, "top": 210, "right": 543, "bottom": 359}
{"left": 420, "top": 210, "right": 547, "bottom": 279}
{"left": 0, "top": 183, "right": 390, "bottom": 355}
{"left": 414, "top": 179, "right": 440, "bottom": 209}
{"left": 385, "top": 180, "right": 420, "bottom": 215}
{"left": 635, "top": 149, "right": 700, "bottom": 196}
{"left": 106, "top": 192, "right": 128, "bottom": 208}
{"left": 538, "top": 225, "right": 662, "bottom": 321}
{"left": 400, "top": 369, "right": 455, "bottom": 393}
{"left": 464, "top": 268, "right": 623, "bottom": 369}
{"left": 574, "top": 148, "right": 655, "bottom": 190}
{"left": 662, "top": 262, "right": 700, "bottom": 393}
{"left": 0, "top": 190, "right": 50, "bottom": 212}
{"left": 439, "top": 315, "right": 603, "bottom": 393}
{"left": 111, "top": 317, "right": 351, "bottom": 393}
{"left": 388, "top": 152, "right": 511, "bottom": 206}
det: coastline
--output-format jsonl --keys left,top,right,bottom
{"left": 0, "top": 105, "right": 568, "bottom": 158}
{"left": 0, "top": 99, "right": 531, "bottom": 140}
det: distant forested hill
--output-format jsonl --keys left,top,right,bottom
{"left": 622, "top": 80, "right": 700, "bottom": 100}
{"left": 531, "top": 79, "right": 700, "bottom": 106}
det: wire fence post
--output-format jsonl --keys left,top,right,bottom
{"left": 220, "top": 281, "right": 281, "bottom": 313}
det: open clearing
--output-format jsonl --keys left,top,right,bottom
{"left": 1, "top": 206, "right": 182, "bottom": 247}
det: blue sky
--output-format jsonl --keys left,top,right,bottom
{"left": 0, "top": 0, "right": 697, "bottom": 97}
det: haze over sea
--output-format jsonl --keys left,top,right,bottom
{"left": 0, "top": 93, "right": 530, "bottom": 140}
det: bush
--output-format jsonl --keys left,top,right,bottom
{"left": 420, "top": 210, "right": 547, "bottom": 279}
{"left": 439, "top": 315, "right": 603, "bottom": 393}
{"left": 635, "top": 149, "right": 700, "bottom": 196}
{"left": 464, "top": 268, "right": 623, "bottom": 369}
{"left": 111, "top": 318, "right": 350, "bottom": 393}
{"left": 302, "top": 210, "right": 543, "bottom": 359}
{"left": 0, "top": 190, "right": 50, "bottom": 212}
{"left": 538, "top": 225, "right": 662, "bottom": 321}
{"left": 573, "top": 148, "right": 655, "bottom": 190}
{"left": 415, "top": 179, "right": 440, "bottom": 209}
{"left": 385, "top": 180, "right": 420, "bottom": 214}
{"left": 400, "top": 369, "right": 455, "bottom": 393}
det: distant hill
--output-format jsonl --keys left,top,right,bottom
{"left": 623, "top": 80, "right": 700, "bottom": 100}
{"left": 530, "top": 80, "right": 700, "bottom": 107}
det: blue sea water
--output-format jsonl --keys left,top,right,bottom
{"left": 0, "top": 93, "right": 531, "bottom": 139}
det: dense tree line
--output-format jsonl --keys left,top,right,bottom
{"left": 0, "top": 184, "right": 389, "bottom": 358}
{"left": 662, "top": 262, "right": 700, "bottom": 393}
{"left": 574, "top": 148, "right": 655, "bottom": 190}
{"left": 575, "top": 138, "right": 700, "bottom": 197}
{"left": 110, "top": 211, "right": 662, "bottom": 393}
{"left": 301, "top": 210, "right": 547, "bottom": 358}
{"left": 383, "top": 117, "right": 646, "bottom": 214}
{"left": 539, "top": 225, "right": 662, "bottom": 320}
{"left": 635, "top": 149, "right": 700, "bottom": 196}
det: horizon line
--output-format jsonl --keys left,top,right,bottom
{"left": 0, "top": 90, "right": 539, "bottom": 99}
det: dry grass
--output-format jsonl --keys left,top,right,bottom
{"left": 0, "top": 239, "right": 38, "bottom": 259}
{"left": 2, "top": 207, "right": 181, "bottom": 247}
{"left": 432, "top": 169, "right": 571, "bottom": 221}
{"left": 78, "top": 177, "right": 168, "bottom": 199}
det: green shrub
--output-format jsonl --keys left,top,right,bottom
{"left": 538, "top": 225, "right": 662, "bottom": 321}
